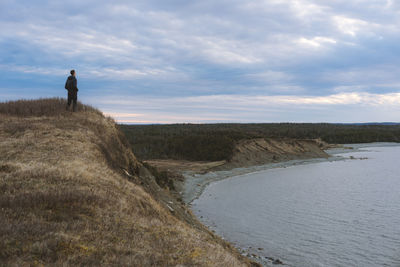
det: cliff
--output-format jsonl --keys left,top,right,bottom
{"left": 0, "top": 99, "right": 254, "bottom": 266}
{"left": 145, "top": 138, "right": 330, "bottom": 175}
{"left": 219, "top": 138, "right": 330, "bottom": 169}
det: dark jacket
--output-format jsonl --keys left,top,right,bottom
{"left": 65, "top": 75, "right": 78, "bottom": 92}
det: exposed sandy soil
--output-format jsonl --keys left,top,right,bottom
{"left": 219, "top": 138, "right": 330, "bottom": 170}
{"left": 144, "top": 159, "right": 226, "bottom": 173}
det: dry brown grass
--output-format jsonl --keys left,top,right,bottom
{"left": 0, "top": 99, "right": 252, "bottom": 266}
{"left": 0, "top": 98, "right": 101, "bottom": 117}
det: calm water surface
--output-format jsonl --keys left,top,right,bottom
{"left": 192, "top": 145, "right": 400, "bottom": 266}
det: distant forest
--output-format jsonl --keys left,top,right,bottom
{"left": 119, "top": 123, "right": 400, "bottom": 162}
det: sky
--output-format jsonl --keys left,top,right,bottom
{"left": 1, "top": 0, "right": 400, "bottom": 123}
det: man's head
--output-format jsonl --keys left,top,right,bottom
{"left": 70, "top": 69, "right": 75, "bottom": 76}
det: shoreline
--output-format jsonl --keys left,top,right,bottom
{"left": 183, "top": 156, "right": 342, "bottom": 204}
{"left": 182, "top": 142, "right": 400, "bottom": 205}
{"left": 188, "top": 142, "right": 400, "bottom": 266}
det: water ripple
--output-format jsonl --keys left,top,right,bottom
{"left": 193, "top": 145, "right": 400, "bottom": 267}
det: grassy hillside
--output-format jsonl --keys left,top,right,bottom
{"left": 0, "top": 99, "right": 252, "bottom": 266}
{"left": 119, "top": 123, "right": 400, "bottom": 161}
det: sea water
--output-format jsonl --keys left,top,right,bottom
{"left": 192, "top": 145, "right": 400, "bottom": 266}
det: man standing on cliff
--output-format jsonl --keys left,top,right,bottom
{"left": 65, "top": 69, "right": 79, "bottom": 112}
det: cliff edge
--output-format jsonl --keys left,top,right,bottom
{"left": 0, "top": 99, "right": 254, "bottom": 266}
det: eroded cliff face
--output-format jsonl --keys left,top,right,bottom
{"left": 0, "top": 99, "right": 253, "bottom": 267}
{"left": 223, "top": 138, "right": 329, "bottom": 169}
{"left": 142, "top": 138, "right": 331, "bottom": 176}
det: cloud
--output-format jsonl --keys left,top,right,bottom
{"left": 0, "top": 64, "right": 66, "bottom": 76}
{"left": 93, "top": 92, "right": 400, "bottom": 123}
{"left": 2, "top": 0, "right": 400, "bottom": 122}
{"left": 297, "top": 37, "right": 337, "bottom": 48}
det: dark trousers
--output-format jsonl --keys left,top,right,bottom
{"left": 67, "top": 91, "right": 78, "bottom": 111}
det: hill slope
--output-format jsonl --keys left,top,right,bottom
{"left": 0, "top": 99, "right": 252, "bottom": 266}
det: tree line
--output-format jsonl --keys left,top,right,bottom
{"left": 119, "top": 123, "right": 400, "bottom": 161}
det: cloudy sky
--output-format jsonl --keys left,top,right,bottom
{"left": 1, "top": 0, "right": 400, "bottom": 123}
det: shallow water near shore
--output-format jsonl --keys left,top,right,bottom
{"left": 183, "top": 155, "right": 344, "bottom": 204}
{"left": 192, "top": 144, "right": 400, "bottom": 266}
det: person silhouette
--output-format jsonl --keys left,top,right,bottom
{"left": 65, "top": 69, "right": 79, "bottom": 112}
